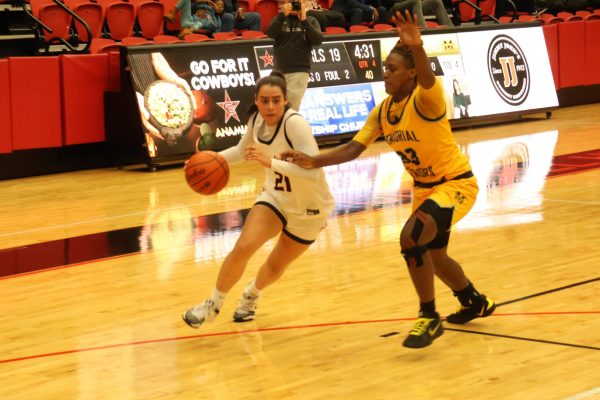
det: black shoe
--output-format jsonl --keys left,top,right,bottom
{"left": 446, "top": 295, "right": 496, "bottom": 324}
{"left": 402, "top": 315, "right": 444, "bottom": 349}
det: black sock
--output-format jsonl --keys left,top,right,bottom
{"left": 419, "top": 300, "right": 438, "bottom": 318}
{"left": 454, "top": 281, "right": 482, "bottom": 307}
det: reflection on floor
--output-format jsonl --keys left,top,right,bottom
{"left": 1, "top": 130, "right": 598, "bottom": 278}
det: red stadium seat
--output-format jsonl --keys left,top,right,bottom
{"left": 241, "top": 29, "right": 267, "bottom": 39}
{"left": 557, "top": 11, "right": 583, "bottom": 21}
{"left": 324, "top": 26, "right": 346, "bottom": 34}
{"left": 30, "top": 0, "right": 73, "bottom": 42}
{"left": 212, "top": 31, "right": 242, "bottom": 40}
{"left": 121, "top": 35, "right": 152, "bottom": 45}
{"left": 478, "top": 0, "right": 496, "bottom": 21}
{"left": 517, "top": 14, "right": 536, "bottom": 21}
{"left": 98, "top": 0, "right": 136, "bottom": 40}
{"left": 454, "top": 0, "right": 498, "bottom": 23}
{"left": 184, "top": 33, "right": 213, "bottom": 42}
{"left": 539, "top": 13, "right": 563, "bottom": 24}
{"left": 161, "top": 0, "right": 182, "bottom": 32}
{"left": 152, "top": 34, "right": 183, "bottom": 43}
{"left": 254, "top": 0, "right": 279, "bottom": 32}
{"left": 454, "top": 0, "right": 476, "bottom": 23}
{"left": 130, "top": 0, "right": 165, "bottom": 38}
{"left": 65, "top": 0, "right": 105, "bottom": 42}
{"left": 373, "top": 23, "right": 394, "bottom": 31}
{"left": 349, "top": 24, "right": 372, "bottom": 32}
{"left": 584, "top": 19, "right": 600, "bottom": 85}
{"left": 90, "top": 37, "right": 122, "bottom": 53}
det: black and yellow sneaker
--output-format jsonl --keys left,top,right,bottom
{"left": 402, "top": 314, "right": 444, "bottom": 349}
{"left": 445, "top": 295, "right": 496, "bottom": 325}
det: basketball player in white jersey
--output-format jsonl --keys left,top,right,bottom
{"left": 183, "top": 70, "right": 335, "bottom": 328}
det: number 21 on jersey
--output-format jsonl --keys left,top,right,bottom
{"left": 274, "top": 172, "right": 292, "bottom": 192}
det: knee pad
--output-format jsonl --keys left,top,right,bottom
{"left": 401, "top": 245, "right": 428, "bottom": 267}
{"left": 416, "top": 199, "right": 454, "bottom": 248}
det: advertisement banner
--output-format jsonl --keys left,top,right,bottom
{"left": 124, "top": 25, "right": 558, "bottom": 165}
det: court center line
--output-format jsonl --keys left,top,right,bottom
{"left": 1, "top": 311, "right": 598, "bottom": 365}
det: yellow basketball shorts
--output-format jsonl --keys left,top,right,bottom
{"left": 412, "top": 176, "right": 479, "bottom": 227}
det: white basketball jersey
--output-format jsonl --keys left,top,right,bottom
{"left": 249, "top": 109, "right": 335, "bottom": 218}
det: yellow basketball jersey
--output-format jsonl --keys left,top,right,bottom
{"left": 353, "top": 79, "right": 471, "bottom": 185}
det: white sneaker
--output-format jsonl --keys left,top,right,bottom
{"left": 182, "top": 299, "right": 220, "bottom": 328}
{"left": 233, "top": 292, "right": 260, "bottom": 322}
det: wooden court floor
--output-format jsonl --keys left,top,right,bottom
{"left": 0, "top": 104, "right": 599, "bottom": 400}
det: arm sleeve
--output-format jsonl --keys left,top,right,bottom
{"left": 303, "top": 16, "right": 323, "bottom": 45}
{"left": 352, "top": 102, "right": 383, "bottom": 147}
{"left": 270, "top": 115, "right": 321, "bottom": 180}
{"left": 414, "top": 78, "right": 446, "bottom": 120}
{"left": 266, "top": 13, "right": 286, "bottom": 38}
{"left": 218, "top": 116, "right": 255, "bottom": 164}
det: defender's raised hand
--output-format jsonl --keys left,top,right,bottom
{"left": 391, "top": 9, "right": 423, "bottom": 48}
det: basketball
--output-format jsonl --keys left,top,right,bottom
{"left": 184, "top": 151, "right": 230, "bottom": 195}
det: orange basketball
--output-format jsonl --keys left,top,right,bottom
{"left": 184, "top": 151, "right": 230, "bottom": 195}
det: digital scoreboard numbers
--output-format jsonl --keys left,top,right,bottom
{"left": 308, "top": 39, "right": 383, "bottom": 88}
{"left": 423, "top": 34, "right": 465, "bottom": 78}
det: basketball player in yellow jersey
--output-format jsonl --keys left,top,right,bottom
{"left": 280, "top": 10, "right": 496, "bottom": 348}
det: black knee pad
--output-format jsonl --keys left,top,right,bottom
{"left": 401, "top": 245, "right": 428, "bottom": 267}
{"left": 416, "top": 199, "right": 454, "bottom": 249}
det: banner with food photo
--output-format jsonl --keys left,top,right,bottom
{"left": 126, "top": 43, "right": 261, "bottom": 161}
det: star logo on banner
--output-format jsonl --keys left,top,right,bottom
{"left": 217, "top": 90, "right": 240, "bottom": 124}
{"left": 259, "top": 50, "right": 274, "bottom": 67}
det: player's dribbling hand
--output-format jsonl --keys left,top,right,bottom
{"left": 391, "top": 9, "right": 422, "bottom": 48}
{"left": 278, "top": 150, "right": 316, "bottom": 169}
{"left": 245, "top": 145, "right": 272, "bottom": 168}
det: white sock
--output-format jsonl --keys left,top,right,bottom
{"left": 245, "top": 279, "right": 261, "bottom": 297}
{"left": 209, "top": 288, "right": 226, "bottom": 308}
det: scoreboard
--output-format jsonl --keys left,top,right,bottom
{"left": 121, "top": 23, "right": 558, "bottom": 166}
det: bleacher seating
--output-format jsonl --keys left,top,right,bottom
{"left": 65, "top": 0, "right": 104, "bottom": 43}
{"left": 130, "top": 0, "right": 165, "bottom": 39}
{"left": 98, "top": 0, "right": 136, "bottom": 40}
{"left": 30, "top": 0, "right": 73, "bottom": 42}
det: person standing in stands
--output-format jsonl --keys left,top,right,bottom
{"left": 280, "top": 10, "right": 495, "bottom": 349}
{"left": 267, "top": 0, "right": 323, "bottom": 111}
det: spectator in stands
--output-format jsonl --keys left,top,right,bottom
{"left": 391, "top": 0, "right": 454, "bottom": 27}
{"left": 367, "top": 0, "right": 390, "bottom": 23}
{"left": 220, "top": 0, "right": 263, "bottom": 32}
{"left": 267, "top": 0, "right": 323, "bottom": 110}
{"left": 164, "top": 0, "right": 222, "bottom": 37}
{"left": 305, "top": 0, "right": 347, "bottom": 30}
{"left": 330, "top": 0, "right": 385, "bottom": 25}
